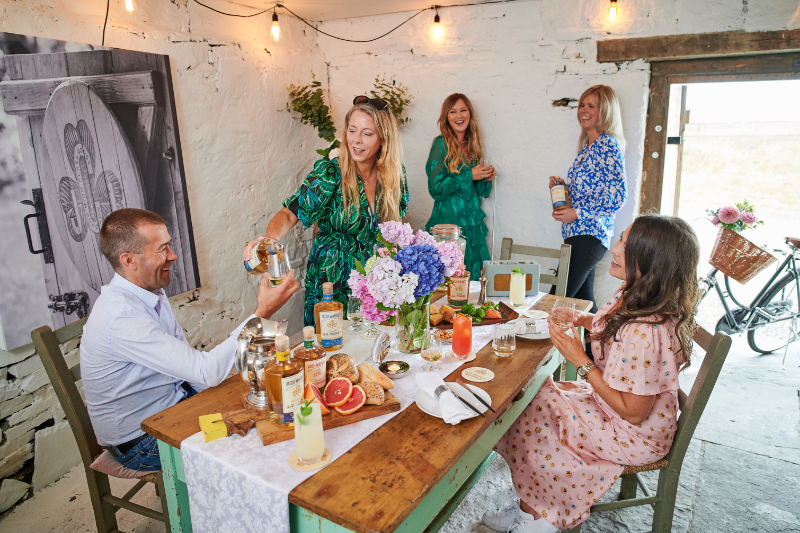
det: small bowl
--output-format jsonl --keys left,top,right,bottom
{"left": 379, "top": 360, "right": 410, "bottom": 379}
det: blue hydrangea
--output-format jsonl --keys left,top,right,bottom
{"left": 395, "top": 244, "right": 445, "bottom": 299}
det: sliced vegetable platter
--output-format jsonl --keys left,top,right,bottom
{"left": 431, "top": 300, "right": 519, "bottom": 330}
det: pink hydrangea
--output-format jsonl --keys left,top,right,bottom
{"left": 711, "top": 216, "right": 720, "bottom": 225}
{"left": 452, "top": 263, "right": 467, "bottom": 278}
{"left": 379, "top": 221, "right": 414, "bottom": 247}
{"left": 741, "top": 211, "right": 757, "bottom": 225}
{"left": 436, "top": 241, "right": 464, "bottom": 277}
{"left": 412, "top": 230, "right": 437, "bottom": 247}
{"left": 718, "top": 205, "right": 741, "bottom": 225}
{"left": 353, "top": 277, "right": 394, "bottom": 322}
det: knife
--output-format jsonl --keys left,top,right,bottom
{"left": 456, "top": 377, "right": 496, "bottom": 413}
{"left": 443, "top": 383, "right": 485, "bottom": 418}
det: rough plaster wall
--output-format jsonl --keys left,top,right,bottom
{"left": 0, "top": 0, "right": 330, "bottom": 344}
{"left": 318, "top": 0, "right": 799, "bottom": 306}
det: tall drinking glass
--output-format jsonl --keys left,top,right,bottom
{"left": 452, "top": 313, "right": 473, "bottom": 360}
{"left": 509, "top": 271, "right": 526, "bottom": 307}
{"left": 347, "top": 296, "right": 363, "bottom": 331}
{"left": 294, "top": 401, "right": 324, "bottom": 465}
{"left": 552, "top": 299, "right": 575, "bottom": 330}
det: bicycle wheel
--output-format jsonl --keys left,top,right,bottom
{"left": 747, "top": 272, "right": 800, "bottom": 354}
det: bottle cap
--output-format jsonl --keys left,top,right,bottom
{"left": 322, "top": 282, "right": 333, "bottom": 294}
{"left": 302, "top": 326, "right": 315, "bottom": 339}
{"left": 275, "top": 334, "right": 289, "bottom": 352}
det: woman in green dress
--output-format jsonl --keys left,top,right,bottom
{"left": 244, "top": 97, "right": 409, "bottom": 326}
{"left": 425, "top": 93, "right": 495, "bottom": 276}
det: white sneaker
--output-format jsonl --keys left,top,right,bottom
{"left": 508, "top": 515, "right": 559, "bottom": 533}
{"left": 482, "top": 503, "right": 520, "bottom": 531}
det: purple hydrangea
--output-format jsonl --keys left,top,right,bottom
{"left": 436, "top": 241, "right": 464, "bottom": 277}
{"left": 379, "top": 221, "right": 414, "bottom": 247}
{"left": 412, "top": 230, "right": 437, "bottom": 247}
{"left": 395, "top": 244, "right": 445, "bottom": 298}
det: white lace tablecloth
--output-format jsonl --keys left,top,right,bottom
{"left": 181, "top": 284, "right": 546, "bottom": 532}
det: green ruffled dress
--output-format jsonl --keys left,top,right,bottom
{"left": 424, "top": 136, "right": 492, "bottom": 276}
{"left": 283, "top": 158, "right": 409, "bottom": 326}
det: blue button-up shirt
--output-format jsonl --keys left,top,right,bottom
{"left": 81, "top": 274, "right": 253, "bottom": 446}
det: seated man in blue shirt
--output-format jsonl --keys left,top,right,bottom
{"left": 81, "top": 208, "right": 299, "bottom": 471}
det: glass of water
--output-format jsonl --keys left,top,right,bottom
{"left": 347, "top": 295, "right": 363, "bottom": 331}
{"left": 492, "top": 323, "right": 516, "bottom": 357}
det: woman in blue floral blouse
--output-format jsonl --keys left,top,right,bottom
{"left": 549, "top": 85, "right": 627, "bottom": 313}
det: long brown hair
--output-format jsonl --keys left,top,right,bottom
{"left": 437, "top": 93, "right": 484, "bottom": 173}
{"left": 577, "top": 85, "right": 627, "bottom": 153}
{"left": 338, "top": 103, "right": 404, "bottom": 222}
{"left": 595, "top": 215, "right": 699, "bottom": 370}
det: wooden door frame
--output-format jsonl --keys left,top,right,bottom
{"left": 596, "top": 30, "right": 800, "bottom": 213}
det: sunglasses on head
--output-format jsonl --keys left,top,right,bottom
{"left": 353, "top": 95, "right": 389, "bottom": 111}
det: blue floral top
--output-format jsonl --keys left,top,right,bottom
{"left": 562, "top": 133, "right": 627, "bottom": 248}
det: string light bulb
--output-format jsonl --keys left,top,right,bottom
{"left": 124, "top": 0, "right": 136, "bottom": 14}
{"left": 271, "top": 10, "right": 281, "bottom": 41}
{"left": 432, "top": 9, "right": 443, "bottom": 40}
{"left": 608, "top": 0, "right": 617, "bottom": 22}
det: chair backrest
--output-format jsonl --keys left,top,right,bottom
{"left": 667, "top": 326, "right": 731, "bottom": 469}
{"left": 499, "top": 237, "right": 572, "bottom": 297}
{"left": 30, "top": 318, "right": 102, "bottom": 468}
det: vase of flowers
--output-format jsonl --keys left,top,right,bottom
{"left": 706, "top": 199, "right": 775, "bottom": 284}
{"left": 348, "top": 221, "right": 464, "bottom": 353}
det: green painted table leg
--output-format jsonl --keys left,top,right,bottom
{"left": 157, "top": 440, "right": 193, "bottom": 533}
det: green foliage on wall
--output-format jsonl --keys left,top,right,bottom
{"left": 369, "top": 75, "right": 413, "bottom": 127}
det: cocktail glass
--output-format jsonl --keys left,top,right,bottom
{"left": 294, "top": 401, "right": 325, "bottom": 465}
{"left": 452, "top": 313, "right": 473, "bottom": 360}
{"left": 420, "top": 331, "right": 443, "bottom": 372}
{"left": 509, "top": 271, "right": 526, "bottom": 307}
{"left": 347, "top": 296, "right": 363, "bottom": 331}
{"left": 552, "top": 299, "right": 575, "bottom": 331}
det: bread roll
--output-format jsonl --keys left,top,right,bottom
{"left": 356, "top": 363, "right": 394, "bottom": 390}
{"left": 326, "top": 353, "right": 359, "bottom": 384}
{"left": 361, "top": 381, "right": 385, "bottom": 405}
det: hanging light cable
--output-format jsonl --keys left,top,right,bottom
{"left": 432, "top": 7, "right": 443, "bottom": 39}
{"left": 608, "top": 0, "right": 617, "bottom": 21}
{"left": 271, "top": 8, "right": 281, "bottom": 41}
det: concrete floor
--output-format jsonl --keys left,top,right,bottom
{"left": 2, "top": 335, "right": 798, "bottom": 533}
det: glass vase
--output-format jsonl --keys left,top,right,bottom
{"left": 395, "top": 296, "right": 432, "bottom": 354}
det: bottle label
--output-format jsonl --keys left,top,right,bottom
{"left": 281, "top": 371, "right": 304, "bottom": 423}
{"left": 319, "top": 309, "right": 343, "bottom": 348}
{"left": 304, "top": 339, "right": 315, "bottom": 349}
{"left": 305, "top": 359, "right": 327, "bottom": 390}
{"left": 551, "top": 185, "right": 567, "bottom": 208}
{"left": 245, "top": 247, "right": 262, "bottom": 271}
{"left": 449, "top": 276, "right": 470, "bottom": 306}
{"left": 276, "top": 350, "right": 290, "bottom": 362}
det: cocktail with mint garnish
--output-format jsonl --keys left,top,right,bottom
{"left": 509, "top": 267, "right": 526, "bottom": 307}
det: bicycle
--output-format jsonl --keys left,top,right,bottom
{"left": 696, "top": 236, "right": 800, "bottom": 356}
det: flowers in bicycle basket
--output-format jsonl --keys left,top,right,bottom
{"left": 707, "top": 199, "right": 763, "bottom": 233}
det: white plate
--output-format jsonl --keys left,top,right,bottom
{"left": 415, "top": 382, "right": 492, "bottom": 419}
{"left": 517, "top": 330, "right": 551, "bottom": 340}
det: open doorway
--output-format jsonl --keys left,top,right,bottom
{"left": 661, "top": 80, "right": 800, "bottom": 338}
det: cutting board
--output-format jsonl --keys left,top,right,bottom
{"left": 434, "top": 301, "right": 519, "bottom": 330}
{"left": 253, "top": 390, "right": 400, "bottom": 446}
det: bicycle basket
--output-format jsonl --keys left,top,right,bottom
{"left": 709, "top": 226, "right": 777, "bottom": 284}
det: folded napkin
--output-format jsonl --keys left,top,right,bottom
{"left": 416, "top": 372, "right": 475, "bottom": 425}
{"left": 508, "top": 319, "right": 548, "bottom": 335}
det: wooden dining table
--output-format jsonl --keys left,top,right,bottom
{"left": 142, "top": 294, "right": 591, "bottom": 533}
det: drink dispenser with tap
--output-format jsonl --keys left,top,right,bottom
{"left": 235, "top": 317, "right": 288, "bottom": 409}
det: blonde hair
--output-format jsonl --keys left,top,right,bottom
{"left": 577, "top": 85, "right": 627, "bottom": 153}
{"left": 338, "top": 104, "right": 404, "bottom": 222}
{"left": 437, "top": 93, "right": 484, "bottom": 173}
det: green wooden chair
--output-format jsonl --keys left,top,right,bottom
{"left": 31, "top": 319, "right": 171, "bottom": 533}
{"left": 499, "top": 238, "right": 572, "bottom": 297}
{"left": 565, "top": 326, "right": 732, "bottom": 533}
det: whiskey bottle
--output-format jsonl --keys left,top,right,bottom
{"left": 292, "top": 326, "right": 327, "bottom": 390}
{"left": 550, "top": 177, "right": 570, "bottom": 212}
{"left": 265, "top": 334, "right": 304, "bottom": 426}
{"left": 244, "top": 237, "right": 282, "bottom": 275}
{"left": 314, "top": 282, "right": 343, "bottom": 352}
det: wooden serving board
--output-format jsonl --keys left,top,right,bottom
{"left": 434, "top": 301, "right": 519, "bottom": 330}
{"left": 254, "top": 390, "right": 400, "bottom": 446}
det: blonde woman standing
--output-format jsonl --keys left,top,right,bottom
{"left": 244, "top": 97, "right": 409, "bottom": 326}
{"left": 425, "top": 93, "right": 494, "bottom": 275}
{"left": 549, "top": 85, "right": 628, "bottom": 313}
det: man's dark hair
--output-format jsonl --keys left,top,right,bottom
{"left": 99, "top": 208, "right": 166, "bottom": 270}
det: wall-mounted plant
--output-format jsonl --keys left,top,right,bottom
{"left": 286, "top": 74, "right": 340, "bottom": 159}
{"left": 369, "top": 74, "right": 414, "bottom": 127}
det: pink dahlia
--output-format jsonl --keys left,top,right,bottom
{"left": 741, "top": 211, "right": 757, "bottom": 225}
{"left": 717, "top": 205, "right": 740, "bottom": 225}
{"left": 711, "top": 216, "right": 720, "bottom": 225}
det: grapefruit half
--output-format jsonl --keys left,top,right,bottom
{"left": 323, "top": 377, "right": 353, "bottom": 407}
{"left": 335, "top": 385, "right": 366, "bottom": 415}
{"left": 304, "top": 383, "right": 330, "bottom": 415}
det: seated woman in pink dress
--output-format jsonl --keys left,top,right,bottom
{"left": 483, "top": 214, "right": 700, "bottom": 533}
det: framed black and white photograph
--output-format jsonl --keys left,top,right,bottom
{"left": 0, "top": 33, "right": 199, "bottom": 350}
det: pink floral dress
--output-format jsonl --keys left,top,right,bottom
{"left": 494, "top": 291, "right": 683, "bottom": 530}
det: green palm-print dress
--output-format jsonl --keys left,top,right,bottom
{"left": 283, "top": 158, "right": 410, "bottom": 326}
{"left": 425, "top": 136, "right": 492, "bottom": 276}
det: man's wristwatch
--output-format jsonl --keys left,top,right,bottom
{"left": 576, "top": 360, "right": 597, "bottom": 379}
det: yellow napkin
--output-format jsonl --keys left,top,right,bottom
{"left": 199, "top": 413, "right": 226, "bottom": 442}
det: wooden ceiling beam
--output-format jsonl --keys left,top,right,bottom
{"left": 597, "top": 29, "right": 800, "bottom": 63}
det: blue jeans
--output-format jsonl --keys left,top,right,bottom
{"left": 111, "top": 382, "right": 196, "bottom": 472}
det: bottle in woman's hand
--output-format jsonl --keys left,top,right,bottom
{"left": 550, "top": 176, "right": 570, "bottom": 212}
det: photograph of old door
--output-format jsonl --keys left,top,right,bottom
{"left": 0, "top": 33, "right": 199, "bottom": 349}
